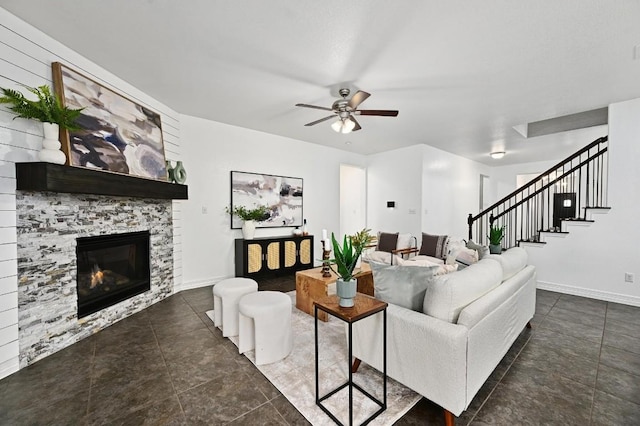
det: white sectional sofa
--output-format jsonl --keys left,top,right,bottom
{"left": 352, "top": 247, "right": 536, "bottom": 425}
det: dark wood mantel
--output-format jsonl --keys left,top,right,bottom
{"left": 15, "top": 162, "right": 188, "bottom": 200}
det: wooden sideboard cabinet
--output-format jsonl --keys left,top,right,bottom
{"left": 235, "top": 235, "right": 314, "bottom": 278}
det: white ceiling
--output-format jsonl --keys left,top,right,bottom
{"left": 2, "top": 1, "right": 639, "bottom": 165}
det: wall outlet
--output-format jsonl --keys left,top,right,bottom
{"left": 625, "top": 272, "right": 634, "bottom": 283}
{"left": 201, "top": 206, "right": 208, "bottom": 214}
{"left": 408, "top": 209, "right": 417, "bottom": 215}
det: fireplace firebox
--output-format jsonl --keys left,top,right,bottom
{"left": 76, "top": 231, "right": 151, "bottom": 318}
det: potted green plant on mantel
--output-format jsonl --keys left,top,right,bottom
{"left": 226, "top": 205, "right": 270, "bottom": 240}
{"left": 328, "top": 228, "right": 376, "bottom": 307}
{"left": 488, "top": 224, "right": 505, "bottom": 254}
{"left": 0, "top": 84, "right": 83, "bottom": 165}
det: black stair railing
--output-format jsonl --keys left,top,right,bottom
{"left": 468, "top": 136, "right": 608, "bottom": 248}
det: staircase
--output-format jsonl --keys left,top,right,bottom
{"left": 468, "top": 136, "right": 609, "bottom": 248}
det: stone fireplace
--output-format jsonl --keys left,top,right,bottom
{"left": 76, "top": 230, "right": 151, "bottom": 318}
{"left": 14, "top": 162, "right": 188, "bottom": 368}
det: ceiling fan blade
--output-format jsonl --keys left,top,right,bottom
{"left": 295, "top": 103, "right": 333, "bottom": 112}
{"left": 356, "top": 109, "right": 399, "bottom": 117}
{"left": 304, "top": 115, "right": 335, "bottom": 126}
{"left": 349, "top": 116, "right": 362, "bottom": 131}
{"left": 348, "top": 91, "right": 371, "bottom": 109}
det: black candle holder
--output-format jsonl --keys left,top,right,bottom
{"left": 322, "top": 241, "right": 332, "bottom": 278}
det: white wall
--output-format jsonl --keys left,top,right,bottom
{"left": 0, "top": 9, "right": 183, "bottom": 379}
{"left": 525, "top": 97, "right": 640, "bottom": 306}
{"left": 366, "top": 145, "right": 423, "bottom": 238}
{"left": 489, "top": 159, "right": 558, "bottom": 204}
{"left": 178, "top": 115, "right": 366, "bottom": 288}
{"left": 421, "top": 145, "right": 491, "bottom": 239}
{"left": 366, "top": 144, "right": 490, "bottom": 242}
{"left": 339, "top": 164, "right": 366, "bottom": 237}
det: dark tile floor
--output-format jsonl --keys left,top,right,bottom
{"left": 1, "top": 276, "right": 639, "bottom": 425}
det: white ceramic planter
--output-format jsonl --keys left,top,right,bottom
{"left": 242, "top": 220, "right": 256, "bottom": 240}
{"left": 39, "top": 122, "right": 66, "bottom": 164}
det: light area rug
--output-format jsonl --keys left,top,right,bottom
{"left": 208, "top": 292, "right": 421, "bottom": 425}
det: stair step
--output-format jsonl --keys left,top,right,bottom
{"left": 584, "top": 206, "right": 611, "bottom": 210}
{"left": 518, "top": 240, "right": 547, "bottom": 246}
{"left": 563, "top": 218, "right": 595, "bottom": 223}
{"left": 539, "top": 230, "right": 569, "bottom": 234}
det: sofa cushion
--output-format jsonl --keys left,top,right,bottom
{"left": 486, "top": 247, "right": 528, "bottom": 281}
{"left": 412, "top": 255, "right": 444, "bottom": 265}
{"left": 419, "top": 233, "right": 448, "bottom": 259}
{"left": 396, "top": 233, "right": 414, "bottom": 250}
{"left": 370, "top": 261, "right": 439, "bottom": 312}
{"left": 466, "top": 240, "right": 489, "bottom": 259}
{"left": 378, "top": 232, "right": 399, "bottom": 253}
{"left": 446, "top": 246, "right": 479, "bottom": 269}
{"left": 423, "top": 258, "right": 503, "bottom": 323}
{"left": 362, "top": 250, "right": 401, "bottom": 265}
{"left": 396, "top": 256, "right": 459, "bottom": 275}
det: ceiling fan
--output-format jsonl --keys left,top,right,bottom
{"left": 295, "top": 88, "right": 399, "bottom": 134}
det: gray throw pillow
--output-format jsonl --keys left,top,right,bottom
{"left": 378, "top": 232, "right": 399, "bottom": 253}
{"left": 370, "top": 261, "right": 439, "bottom": 312}
{"left": 419, "top": 233, "right": 448, "bottom": 259}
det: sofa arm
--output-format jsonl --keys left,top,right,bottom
{"left": 352, "top": 304, "right": 469, "bottom": 416}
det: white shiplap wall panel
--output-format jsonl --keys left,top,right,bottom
{"left": 0, "top": 324, "right": 18, "bottom": 351}
{"left": 0, "top": 227, "right": 16, "bottom": 245}
{"left": 0, "top": 177, "right": 16, "bottom": 194}
{"left": 0, "top": 275, "right": 16, "bottom": 296}
{"left": 0, "top": 260, "right": 17, "bottom": 279}
{"left": 0, "top": 291, "right": 16, "bottom": 312}
{"left": 0, "top": 193, "right": 16, "bottom": 210}
{"left": 0, "top": 7, "right": 183, "bottom": 379}
{"left": 0, "top": 211, "right": 16, "bottom": 228}
{"left": 0, "top": 340, "right": 18, "bottom": 365}
{"left": 0, "top": 244, "right": 16, "bottom": 262}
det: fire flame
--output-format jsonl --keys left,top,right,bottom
{"left": 90, "top": 265, "right": 103, "bottom": 288}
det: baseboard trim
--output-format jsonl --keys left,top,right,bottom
{"left": 537, "top": 280, "right": 640, "bottom": 307}
{"left": 174, "top": 276, "right": 232, "bottom": 293}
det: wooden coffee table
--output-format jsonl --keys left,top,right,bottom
{"left": 295, "top": 262, "right": 373, "bottom": 321}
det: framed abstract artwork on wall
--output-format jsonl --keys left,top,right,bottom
{"left": 52, "top": 62, "right": 168, "bottom": 180}
{"left": 230, "top": 171, "right": 303, "bottom": 229}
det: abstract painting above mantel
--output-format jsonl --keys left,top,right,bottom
{"left": 52, "top": 62, "right": 168, "bottom": 180}
{"left": 230, "top": 171, "right": 303, "bottom": 229}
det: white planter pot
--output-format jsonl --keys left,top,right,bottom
{"left": 336, "top": 278, "right": 356, "bottom": 307}
{"left": 39, "top": 123, "right": 66, "bottom": 164}
{"left": 242, "top": 220, "right": 256, "bottom": 240}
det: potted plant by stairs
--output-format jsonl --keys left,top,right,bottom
{"left": 0, "top": 84, "right": 83, "bottom": 164}
{"left": 226, "top": 205, "right": 270, "bottom": 240}
{"left": 328, "top": 229, "right": 376, "bottom": 307}
{"left": 488, "top": 224, "right": 505, "bottom": 254}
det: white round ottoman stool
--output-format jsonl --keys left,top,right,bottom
{"left": 238, "top": 291, "right": 293, "bottom": 365}
{"left": 212, "top": 278, "right": 258, "bottom": 337}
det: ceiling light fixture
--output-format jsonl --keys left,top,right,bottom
{"left": 490, "top": 151, "right": 506, "bottom": 159}
{"left": 331, "top": 118, "right": 355, "bottom": 134}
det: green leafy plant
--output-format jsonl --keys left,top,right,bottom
{"left": 488, "top": 224, "right": 505, "bottom": 245}
{"left": 0, "top": 84, "right": 83, "bottom": 130}
{"left": 225, "top": 205, "right": 270, "bottom": 222}
{"left": 329, "top": 228, "right": 376, "bottom": 281}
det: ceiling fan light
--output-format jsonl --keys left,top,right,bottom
{"left": 342, "top": 118, "right": 355, "bottom": 133}
{"left": 331, "top": 119, "right": 343, "bottom": 133}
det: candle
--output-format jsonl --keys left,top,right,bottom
{"left": 325, "top": 239, "right": 332, "bottom": 252}
{"left": 322, "top": 229, "right": 327, "bottom": 240}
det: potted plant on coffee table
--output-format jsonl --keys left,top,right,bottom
{"left": 488, "top": 224, "right": 505, "bottom": 254}
{"left": 0, "top": 84, "right": 83, "bottom": 164}
{"left": 226, "top": 205, "right": 270, "bottom": 240}
{"left": 328, "top": 228, "right": 376, "bottom": 307}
